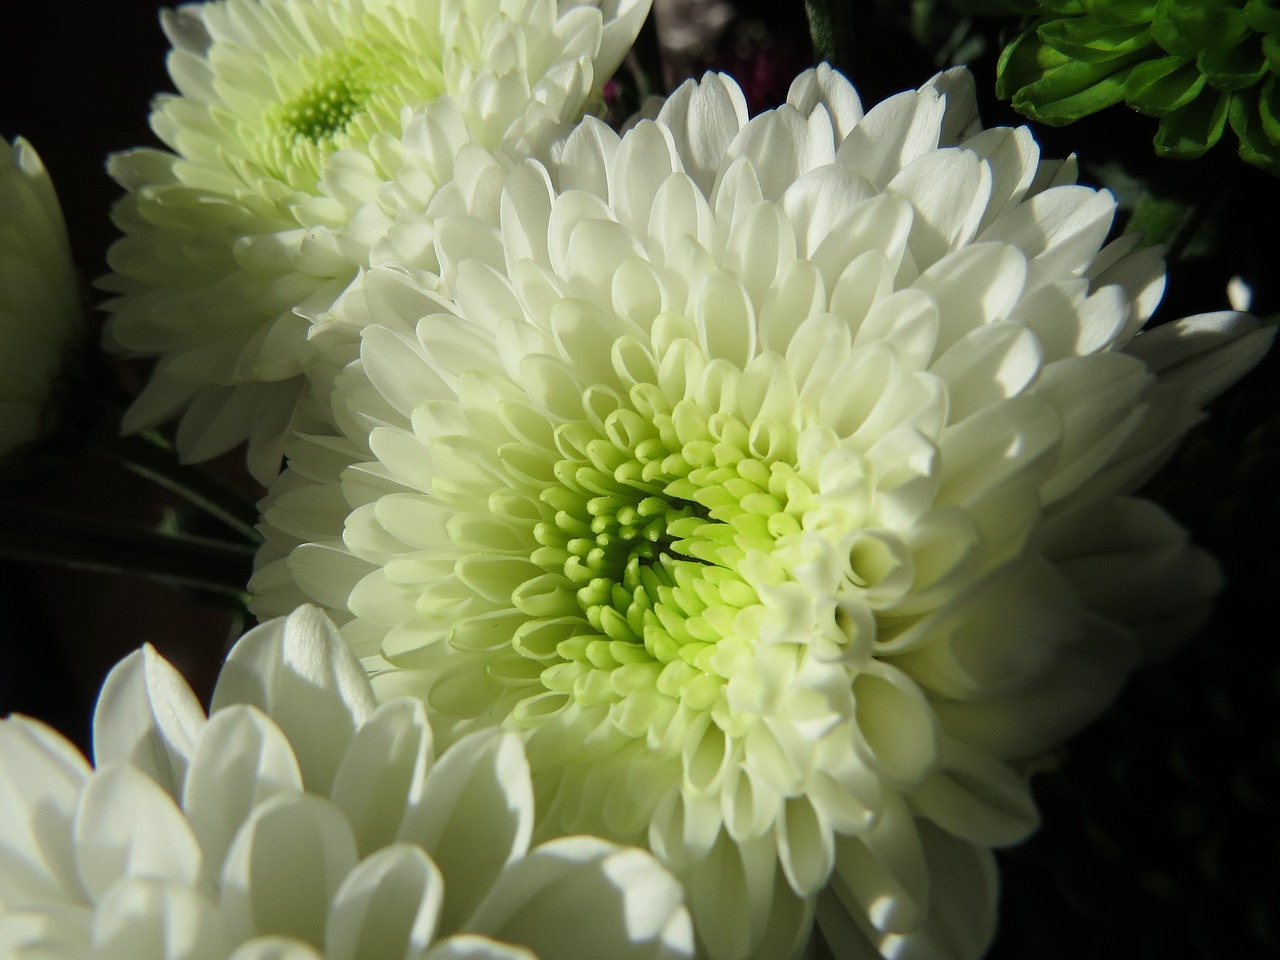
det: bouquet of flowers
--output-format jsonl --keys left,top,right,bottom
{"left": 2, "top": 1, "right": 1277, "bottom": 958}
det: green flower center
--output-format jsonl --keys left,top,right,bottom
{"left": 505, "top": 381, "right": 815, "bottom": 725}
{"left": 537, "top": 489, "right": 711, "bottom": 642}
{"left": 275, "top": 60, "right": 377, "bottom": 145}
{"left": 247, "top": 24, "right": 445, "bottom": 190}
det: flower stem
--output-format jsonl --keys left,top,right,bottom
{"left": 0, "top": 506, "right": 257, "bottom": 597}
{"left": 92, "top": 430, "right": 262, "bottom": 543}
{"left": 805, "top": 0, "right": 856, "bottom": 73}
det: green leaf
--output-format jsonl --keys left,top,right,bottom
{"left": 1009, "top": 51, "right": 1147, "bottom": 123}
{"left": 1245, "top": 0, "right": 1280, "bottom": 35}
{"left": 1263, "top": 32, "right": 1280, "bottom": 74}
{"left": 1016, "top": 66, "right": 1143, "bottom": 123}
{"left": 1038, "top": 0, "right": 1088, "bottom": 14}
{"left": 1197, "top": 34, "right": 1269, "bottom": 91}
{"left": 997, "top": 24, "right": 1061, "bottom": 99}
{"left": 1258, "top": 75, "right": 1280, "bottom": 143}
{"left": 1127, "top": 192, "right": 1197, "bottom": 247}
{"left": 1127, "top": 54, "right": 1206, "bottom": 115}
{"left": 1039, "top": 17, "right": 1155, "bottom": 62}
{"left": 1228, "top": 85, "right": 1280, "bottom": 173}
{"left": 1154, "top": 87, "right": 1230, "bottom": 156}
{"left": 1081, "top": 0, "right": 1158, "bottom": 26}
{"left": 1153, "top": 0, "right": 1250, "bottom": 56}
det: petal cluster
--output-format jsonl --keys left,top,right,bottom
{"left": 101, "top": 0, "right": 650, "bottom": 481}
{"left": 0, "top": 137, "right": 82, "bottom": 459}
{"left": 0, "top": 606, "right": 693, "bottom": 960}
{"left": 997, "top": 0, "right": 1280, "bottom": 173}
{"left": 252, "top": 66, "right": 1271, "bottom": 960}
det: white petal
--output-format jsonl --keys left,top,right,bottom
{"left": 933, "top": 620, "right": 1138, "bottom": 760}
{"left": 893, "top": 824, "right": 998, "bottom": 959}
{"left": 1123, "top": 311, "right": 1274, "bottom": 407}
{"left": 811, "top": 893, "right": 888, "bottom": 960}
{"left": 927, "top": 67, "right": 981, "bottom": 146}
{"left": 227, "top": 937, "right": 326, "bottom": 960}
{"left": 1034, "top": 353, "right": 1152, "bottom": 507}
{"left": 1088, "top": 239, "right": 1166, "bottom": 337}
{"left": 891, "top": 558, "right": 1084, "bottom": 702}
{"left": 775, "top": 795, "right": 834, "bottom": 897}
{"left": 786, "top": 64, "right": 864, "bottom": 141}
{"left": 978, "top": 185, "right": 1115, "bottom": 290}
{"left": 934, "top": 397, "right": 1061, "bottom": 567}
{"left": 324, "top": 844, "right": 443, "bottom": 960}
{"left": 464, "top": 836, "right": 694, "bottom": 960}
{"left": 684, "top": 830, "right": 782, "bottom": 960}
{"left": 553, "top": 116, "right": 620, "bottom": 198}
{"left": 0, "top": 902, "right": 93, "bottom": 956}
{"left": 92, "top": 644, "right": 206, "bottom": 800}
{"left": 692, "top": 269, "right": 756, "bottom": 368}
{"left": 728, "top": 108, "right": 831, "bottom": 203}
{"left": 595, "top": 0, "right": 652, "bottom": 79}
{"left": 960, "top": 126, "right": 1040, "bottom": 232}
{"left": 1044, "top": 497, "right": 1222, "bottom": 658}
{"left": 397, "top": 730, "right": 533, "bottom": 934}
{"left": 1015, "top": 281, "right": 1128, "bottom": 363}
{"left": 849, "top": 662, "right": 937, "bottom": 787}
{"left": 837, "top": 88, "right": 944, "bottom": 188}
{"left": 182, "top": 705, "right": 303, "bottom": 888}
{"left": 657, "top": 74, "right": 749, "bottom": 195}
{"left": 782, "top": 165, "right": 877, "bottom": 259}
{"left": 610, "top": 120, "right": 681, "bottom": 236}
{"left": 723, "top": 199, "right": 798, "bottom": 311}
{"left": 359, "top": 324, "right": 449, "bottom": 420}
{"left": 912, "top": 242, "right": 1028, "bottom": 355}
{"left": 212, "top": 606, "right": 376, "bottom": 794}
{"left": 73, "top": 764, "right": 202, "bottom": 902}
{"left": 929, "top": 320, "right": 1042, "bottom": 422}
{"left": 331, "top": 698, "right": 435, "bottom": 856}
{"left": 908, "top": 738, "right": 1039, "bottom": 846}
{"left": 888, "top": 148, "right": 990, "bottom": 269}
{"left": 648, "top": 173, "right": 717, "bottom": 268}
{"left": 0, "top": 716, "right": 89, "bottom": 903}
{"left": 92, "top": 878, "right": 225, "bottom": 960}
{"left": 827, "top": 790, "right": 927, "bottom": 934}
{"left": 817, "top": 821, "right": 996, "bottom": 960}
{"left": 423, "top": 935, "right": 536, "bottom": 960}
{"left": 220, "top": 794, "right": 358, "bottom": 947}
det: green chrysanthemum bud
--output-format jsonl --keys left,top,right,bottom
{"left": 996, "top": 0, "right": 1280, "bottom": 174}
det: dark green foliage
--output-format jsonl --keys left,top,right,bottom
{"left": 995, "top": 0, "right": 1280, "bottom": 173}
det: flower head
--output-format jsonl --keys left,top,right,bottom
{"left": 252, "top": 66, "right": 1272, "bottom": 959}
{"left": 101, "top": 0, "right": 651, "bottom": 482}
{"left": 0, "top": 137, "right": 82, "bottom": 459}
{"left": 0, "top": 606, "right": 693, "bottom": 960}
{"left": 996, "top": 0, "right": 1280, "bottom": 173}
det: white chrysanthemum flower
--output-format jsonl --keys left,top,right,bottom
{"left": 0, "top": 605, "right": 693, "bottom": 960}
{"left": 101, "top": 0, "right": 650, "bottom": 483}
{"left": 0, "top": 137, "right": 82, "bottom": 459}
{"left": 251, "top": 67, "right": 1273, "bottom": 960}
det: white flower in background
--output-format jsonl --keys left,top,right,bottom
{"left": 101, "top": 0, "right": 651, "bottom": 483}
{"left": 252, "top": 66, "right": 1273, "bottom": 960}
{"left": 0, "top": 137, "right": 82, "bottom": 459}
{"left": 1227, "top": 275, "right": 1252, "bottom": 312}
{"left": 0, "top": 605, "right": 693, "bottom": 960}
{"left": 653, "top": 0, "right": 733, "bottom": 58}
